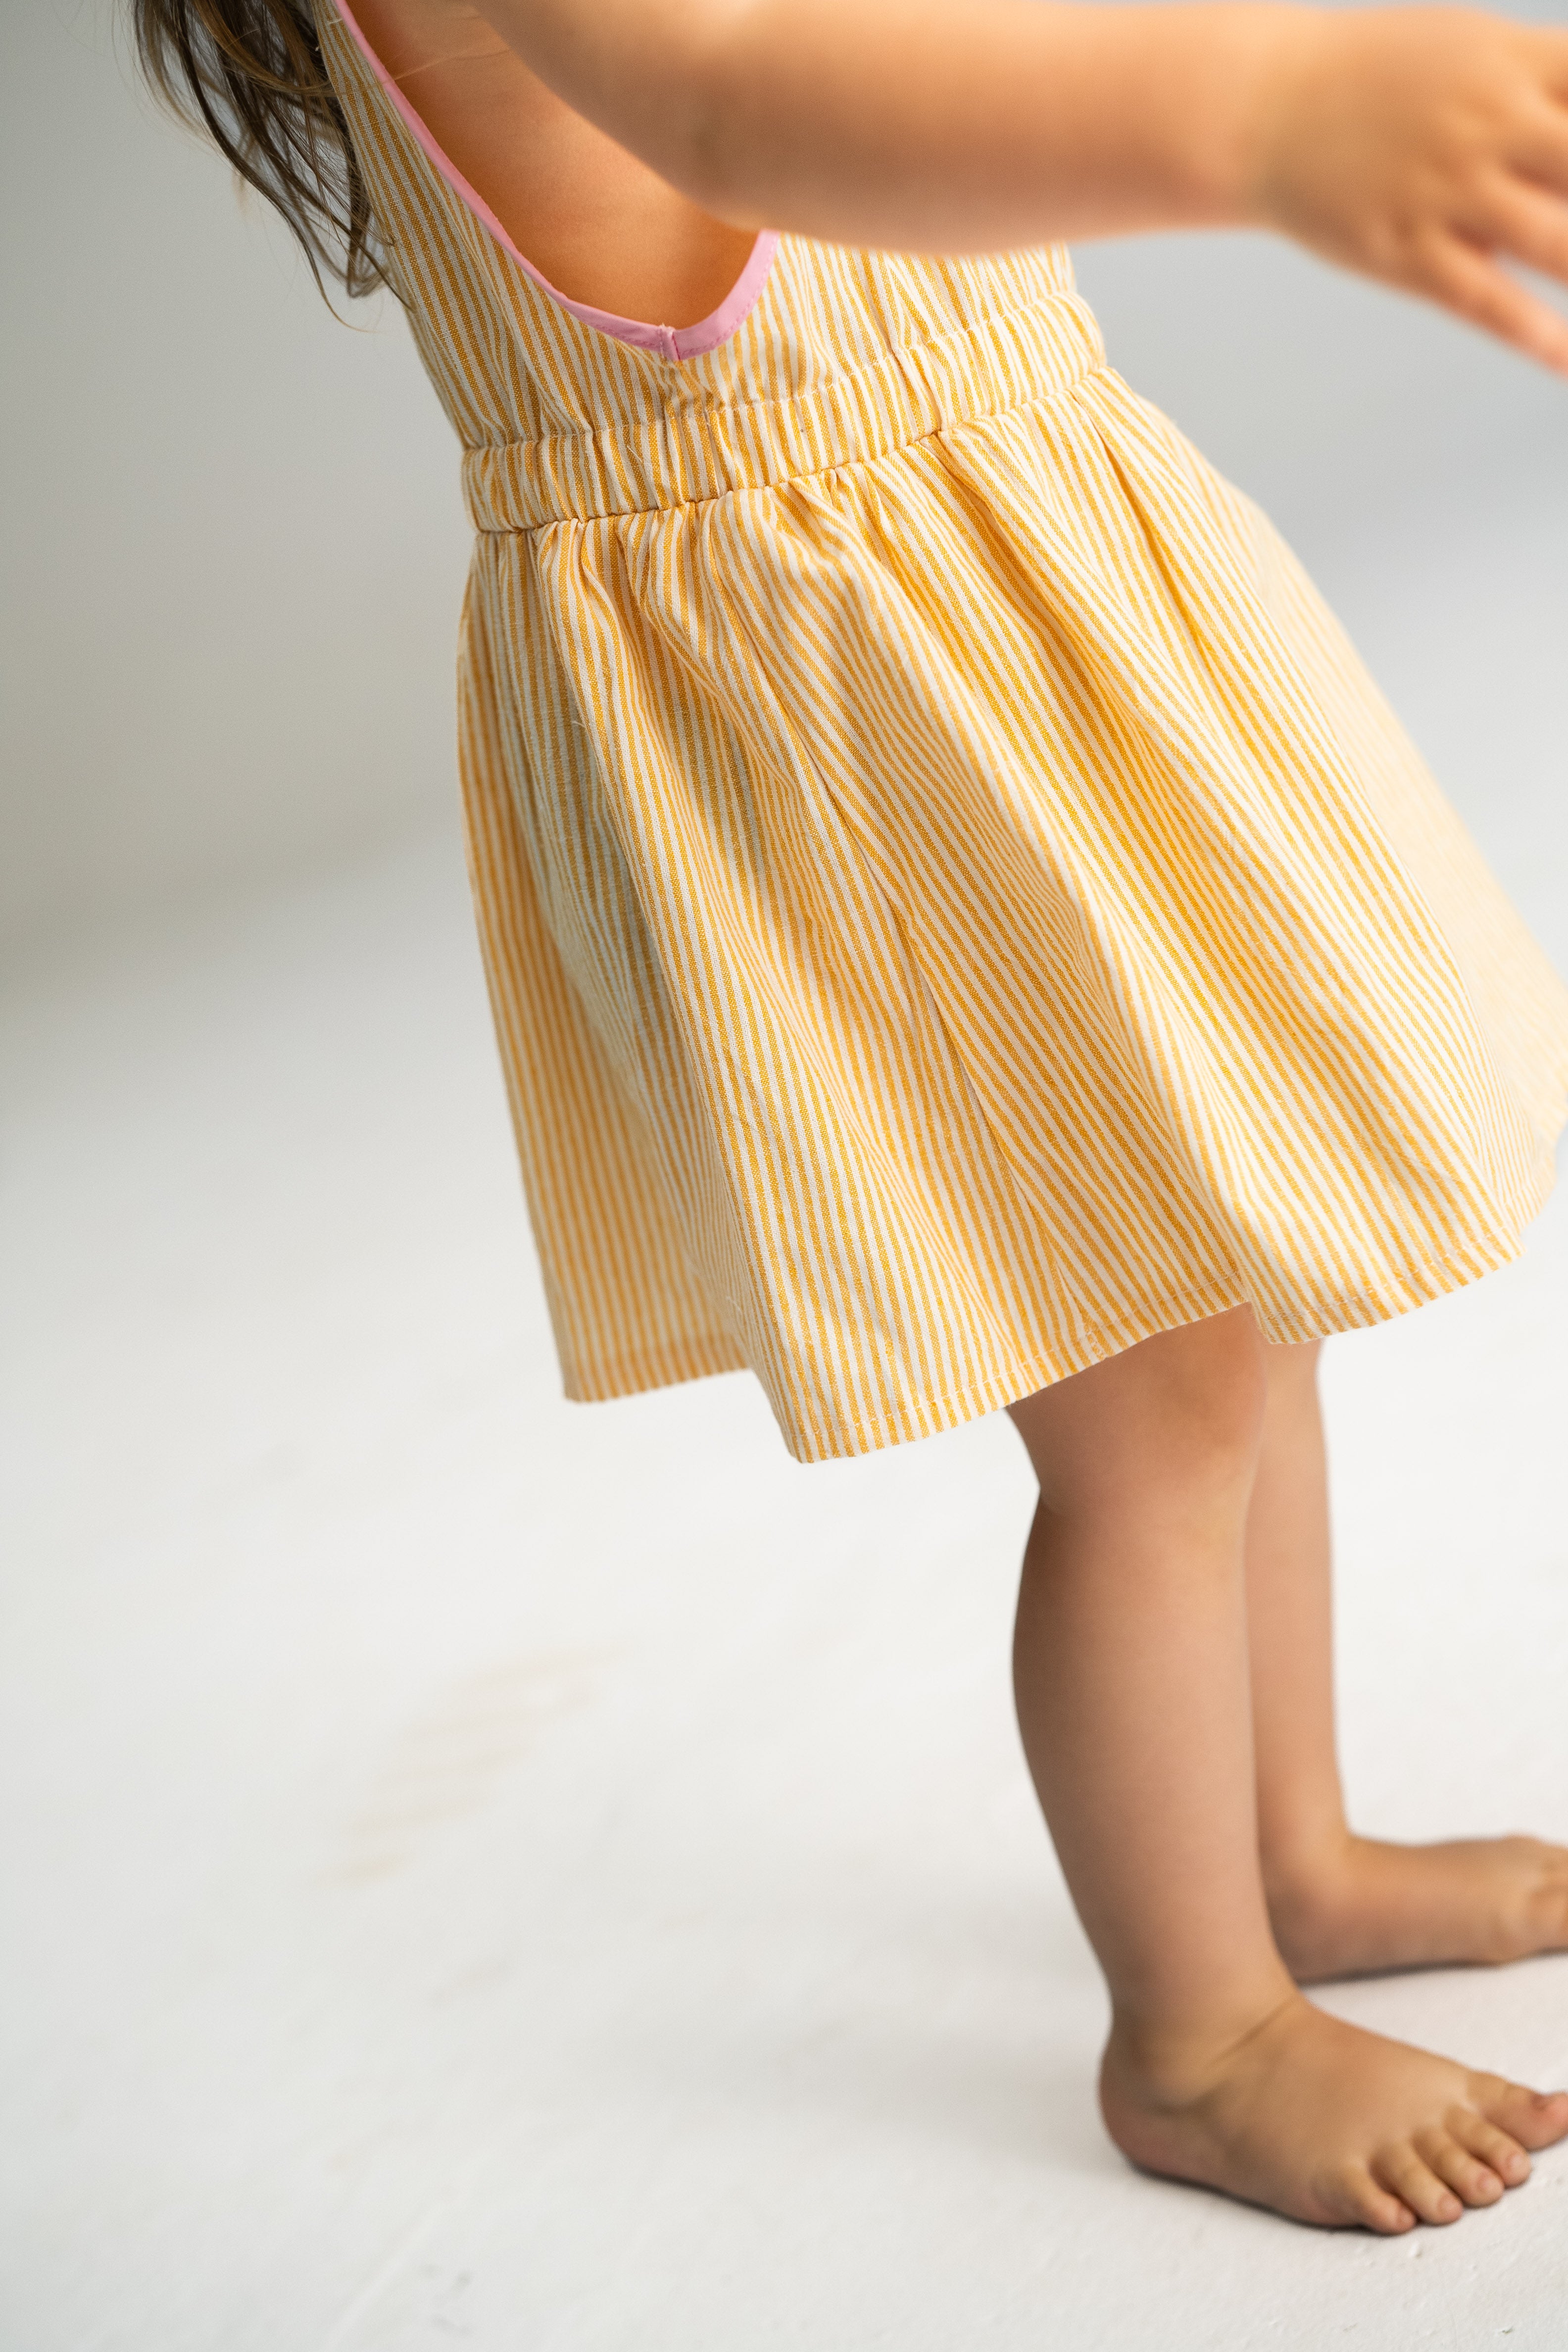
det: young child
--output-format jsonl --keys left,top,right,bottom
{"left": 133, "top": 0, "right": 1568, "bottom": 2232}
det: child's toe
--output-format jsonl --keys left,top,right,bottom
{"left": 1375, "top": 2148, "right": 1463, "bottom": 2225}
{"left": 1448, "top": 2107, "right": 1531, "bottom": 2185}
{"left": 1416, "top": 2127, "right": 1503, "bottom": 2204}
{"left": 1334, "top": 2167, "right": 1415, "bottom": 2234}
{"left": 1478, "top": 2079, "right": 1568, "bottom": 2151}
{"left": 1531, "top": 1869, "right": 1568, "bottom": 1949}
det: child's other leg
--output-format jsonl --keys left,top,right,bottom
{"left": 1007, "top": 1311, "right": 1568, "bottom": 2233}
{"left": 1247, "top": 1337, "right": 1568, "bottom": 1979}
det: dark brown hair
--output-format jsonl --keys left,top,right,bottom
{"left": 130, "top": 0, "right": 385, "bottom": 297}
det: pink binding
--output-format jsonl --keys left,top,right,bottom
{"left": 331, "top": 0, "right": 779, "bottom": 362}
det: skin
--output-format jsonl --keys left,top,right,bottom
{"left": 1245, "top": 1340, "right": 1568, "bottom": 1984}
{"left": 1008, "top": 1319, "right": 1568, "bottom": 2232}
{"left": 344, "top": 0, "right": 1568, "bottom": 361}
{"left": 340, "top": 0, "right": 1568, "bottom": 2226}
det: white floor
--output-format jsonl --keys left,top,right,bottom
{"left": 5, "top": 494, "right": 1568, "bottom": 2346}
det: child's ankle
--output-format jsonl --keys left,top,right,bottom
{"left": 1261, "top": 1819, "right": 1360, "bottom": 1936}
{"left": 1103, "top": 1979, "right": 1302, "bottom": 2107}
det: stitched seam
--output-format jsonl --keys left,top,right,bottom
{"left": 469, "top": 363, "right": 1114, "bottom": 537}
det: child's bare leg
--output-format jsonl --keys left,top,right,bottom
{"left": 1247, "top": 1337, "right": 1568, "bottom": 1979}
{"left": 1006, "top": 1310, "right": 1568, "bottom": 2232}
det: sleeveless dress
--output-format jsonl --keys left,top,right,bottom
{"left": 322, "top": 0, "right": 1568, "bottom": 1464}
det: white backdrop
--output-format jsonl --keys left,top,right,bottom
{"left": 2, "top": 0, "right": 468, "bottom": 960}
{"left": 7, "top": 9, "right": 1568, "bottom": 2343}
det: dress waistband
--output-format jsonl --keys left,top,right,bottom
{"left": 461, "top": 292, "right": 1107, "bottom": 534}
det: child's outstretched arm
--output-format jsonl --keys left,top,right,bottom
{"left": 468, "top": 0, "right": 1568, "bottom": 370}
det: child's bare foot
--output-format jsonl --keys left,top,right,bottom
{"left": 1267, "top": 1833, "right": 1568, "bottom": 1981}
{"left": 1100, "top": 1993, "right": 1568, "bottom": 2232}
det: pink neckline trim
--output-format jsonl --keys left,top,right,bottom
{"left": 331, "top": 0, "right": 779, "bottom": 362}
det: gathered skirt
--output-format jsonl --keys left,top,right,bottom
{"left": 445, "top": 261, "right": 1568, "bottom": 1463}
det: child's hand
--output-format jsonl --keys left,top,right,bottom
{"left": 1249, "top": 6, "right": 1568, "bottom": 373}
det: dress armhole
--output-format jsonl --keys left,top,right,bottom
{"left": 329, "top": 0, "right": 780, "bottom": 362}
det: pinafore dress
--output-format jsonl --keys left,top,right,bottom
{"left": 321, "top": 0, "right": 1568, "bottom": 1463}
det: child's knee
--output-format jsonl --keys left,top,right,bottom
{"left": 1153, "top": 1308, "right": 1270, "bottom": 1458}
{"left": 1010, "top": 1305, "right": 1268, "bottom": 1514}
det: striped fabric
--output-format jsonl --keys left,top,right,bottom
{"left": 321, "top": 5, "right": 1568, "bottom": 1464}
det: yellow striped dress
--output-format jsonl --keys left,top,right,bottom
{"left": 322, "top": 1, "right": 1568, "bottom": 1464}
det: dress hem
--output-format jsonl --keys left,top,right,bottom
{"left": 557, "top": 1129, "right": 1563, "bottom": 1465}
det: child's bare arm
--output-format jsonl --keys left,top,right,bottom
{"left": 466, "top": 0, "right": 1568, "bottom": 368}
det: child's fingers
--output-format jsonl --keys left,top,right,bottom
{"left": 1421, "top": 230, "right": 1568, "bottom": 376}
{"left": 1497, "top": 87, "right": 1568, "bottom": 226}
{"left": 1255, "top": 10, "right": 1568, "bottom": 372}
{"left": 1522, "top": 21, "right": 1568, "bottom": 106}
{"left": 1507, "top": 99, "right": 1568, "bottom": 203}
{"left": 1485, "top": 176, "right": 1568, "bottom": 292}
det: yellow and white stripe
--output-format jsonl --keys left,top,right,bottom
{"left": 322, "top": 7, "right": 1568, "bottom": 1462}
